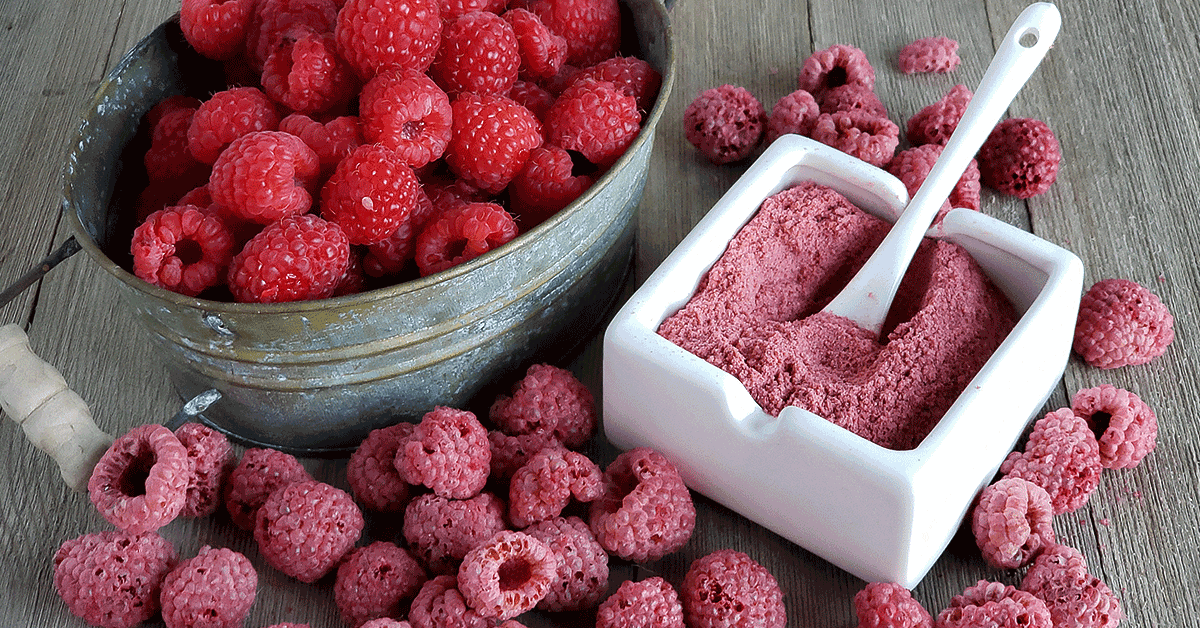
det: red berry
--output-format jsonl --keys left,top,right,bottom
{"left": 509, "top": 144, "right": 595, "bottom": 227}
{"left": 261, "top": 27, "right": 357, "bottom": 114}
{"left": 320, "top": 143, "right": 425, "bottom": 245}
{"left": 187, "top": 87, "right": 280, "bottom": 164}
{"left": 209, "top": 130, "right": 320, "bottom": 224}
{"left": 507, "top": 80, "right": 556, "bottom": 120}
{"left": 547, "top": 78, "right": 641, "bottom": 169}
{"left": 360, "top": 69, "right": 453, "bottom": 168}
{"left": 504, "top": 8, "right": 567, "bottom": 81}
{"left": 414, "top": 201, "right": 518, "bottom": 276}
{"left": 571, "top": 56, "right": 663, "bottom": 113}
{"left": 131, "top": 204, "right": 236, "bottom": 297}
{"left": 527, "top": 0, "right": 620, "bottom": 67}
{"left": 279, "top": 113, "right": 364, "bottom": 174}
{"left": 245, "top": 0, "right": 340, "bottom": 71}
{"left": 445, "top": 93, "right": 543, "bottom": 193}
{"left": 335, "top": 0, "right": 442, "bottom": 80}
{"left": 439, "top": 0, "right": 507, "bottom": 20}
{"left": 432, "top": 11, "right": 521, "bottom": 98}
{"left": 363, "top": 186, "right": 435, "bottom": 277}
{"left": 180, "top": 0, "right": 256, "bottom": 60}
{"left": 144, "top": 106, "right": 209, "bottom": 184}
{"left": 227, "top": 213, "right": 352, "bottom": 303}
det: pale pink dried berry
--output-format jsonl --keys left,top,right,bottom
{"left": 254, "top": 480, "right": 365, "bottom": 583}
{"left": 508, "top": 446, "right": 602, "bottom": 528}
{"left": 88, "top": 424, "right": 193, "bottom": 534}
{"left": 490, "top": 363, "right": 597, "bottom": 447}
{"left": 810, "top": 109, "right": 899, "bottom": 167}
{"left": 936, "top": 580, "right": 1052, "bottom": 628}
{"left": 407, "top": 575, "right": 491, "bottom": 628}
{"left": 335, "top": 541, "right": 428, "bottom": 627}
{"left": 971, "top": 477, "right": 1056, "bottom": 570}
{"left": 54, "top": 531, "right": 177, "bottom": 628}
{"left": 348, "top": 422, "right": 417, "bottom": 512}
{"left": 223, "top": 447, "right": 313, "bottom": 530}
{"left": 683, "top": 84, "right": 766, "bottom": 165}
{"left": 899, "top": 37, "right": 961, "bottom": 74}
{"left": 999, "top": 408, "right": 1102, "bottom": 515}
{"left": 174, "top": 422, "right": 235, "bottom": 518}
{"left": 396, "top": 406, "right": 491, "bottom": 499}
{"left": 977, "top": 117, "right": 1061, "bottom": 198}
{"left": 1073, "top": 278, "right": 1174, "bottom": 369}
{"left": 488, "top": 429, "right": 561, "bottom": 479}
{"left": 907, "top": 84, "right": 972, "bottom": 146}
{"left": 403, "top": 492, "right": 509, "bottom": 575}
{"left": 765, "top": 88, "right": 819, "bottom": 143}
{"left": 1071, "top": 384, "right": 1158, "bottom": 469}
{"left": 596, "top": 577, "right": 684, "bottom": 628}
{"left": 588, "top": 447, "right": 696, "bottom": 562}
{"left": 681, "top": 549, "right": 786, "bottom": 628}
{"left": 524, "top": 516, "right": 609, "bottom": 612}
{"left": 457, "top": 530, "right": 558, "bottom": 620}
{"left": 160, "top": 546, "right": 257, "bottom": 628}
{"left": 818, "top": 83, "right": 887, "bottom": 117}
{"left": 1020, "top": 544, "right": 1123, "bottom": 628}
{"left": 854, "top": 582, "right": 932, "bottom": 628}
{"left": 798, "top": 44, "right": 875, "bottom": 96}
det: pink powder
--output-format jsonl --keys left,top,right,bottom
{"left": 658, "top": 181, "right": 1017, "bottom": 450}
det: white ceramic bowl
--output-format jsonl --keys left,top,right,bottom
{"left": 602, "top": 135, "right": 1083, "bottom": 588}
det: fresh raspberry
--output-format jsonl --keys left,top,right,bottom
{"left": 160, "top": 546, "right": 257, "bottom": 628}
{"left": 854, "top": 582, "right": 931, "bottom": 628}
{"left": 254, "top": 480, "right": 365, "bottom": 582}
{"left": 457, "top": 530, "right": 558, "bottom": 620}
{"left": 1020, "top": 544, "right": 1123, "bottom": 628}
{"left": 595, "top": 577, "right": 684, "bottom": 628}
{"left": 335, "top": 0, "right": 442, "bottom": 79}
{"left": 907, "top": 84, "right": 972, "bottom": 146}
{"left": 546, "top": 78, "right": 641, "bottom": 169}
{"left": 174, "top": 422, "right": 235, "bottom": 518}
{"left": 433, "top": 11, "right": 521, "bottom": 97}
{"left": 680, "top": 549, "right": 786, "bottom": 628}
{"left": 261, "top": 27, "right": 358, "bottom": 115}
{"left": 88, "top": 424, "right": 192, "bottom": 534}
{"left": 180, "top": 0, "right": 256, "bottom": 60}
{"left": 538, "top": 62, "right": 581, "bottom": 96}
{"left": 527, "top": 0, "right": 620, "bottom": 66}
{"left": 899, "top": 37, "right": 961, "bottom": 74}
{"left": 245, "top": 0, "right": 340, "bottom": 70}
{"left": 798, "top": 44, "right": 876, "bottom": 96}
{"left": 488, "top": 429, "right": 561, "bottom": 479}
{"left": 227, "top": 213, "right": 352, "bottom": 303}
{"left": 885, "top": 144, "right": 981, "bottom": 220}
{"left": 810, "top": 109, "right": 900, "bottom": 167}
{"left": 978, "top": 117, "right": 1061, "bottom": 198}
{"left": 1071, "top": 384, "right": 1158, "bottom": 469}
{"left": 588, "top": 447, "right": 696, "bottom": 562}
{"left": 524, "top": 516, "right": 609, "bottom": 612}
{"left": 131, "top": 204, "right": 236, "bottom": 297}
{"left": 176, "top": 184, "right": 214, "bottom": 209}
{"left": 489, "top": 363, "right": 597, "bottom": 447}
{"left": 818, "top": 83, "right": 887, "bottom": 117}
{"left": 209, "top": 130, "right": 320, "bottom": 224}
{"left": 508, "top": 144, "right": 595, "bottom": 227}
{"left": 508, "top": 446, "right": 603, "bottom": 528}
{"left": 504, "top": 8, "right": 567, "bottom": 81}
{"left": 414, "top": 202, "right": 519, "bottom": 276}
{"left": 765, "top": 88, "right": 820, "bottom": 143}
{"left": 334, "top": 248, "right": 368, "bottom": 296}
{"left": 937, "top": 580, "right": 1052, "bottom": 628}
{"left": 347, "top": 422, "right": 417, "bottom": 513}
{"left": 571, "top": 56, "right": 663, "bottom": 114}
{"left": 445, "top": 93, "right": 544, "bottom": 193}
{"left": 440, "top": 0, "right": 508, "bottom": 19}
{"left": 1000, "top": 408, "right": 1102, "bottom": 515}
{"left": 363, "top": 186, "right": 436, "bottom": 276}
{"left": 408, "top": 575, "right": 492, "bottom": 628}
{"left": 188, "top": 87, "right": 281, "bottom": 164}
{"left": 148, "top": 96, "right": 204, "bottom": 127}
{"left": 359, "top": 69, "right": 453, "bottom": 168}
{"left": 403, "top": 493, "right": 509, "bottom": 575}
{"left": 396, "top": 406, "right": 492, "bottom": 498}
{"left": 279, "top": 113, "right": 364, "bottom": 174}
{"left": 53, "top": 531, "right": 177, "bottom": 628}
{"left": 971, "top": 477, "right": 1056, "bottom": 570}
{"left": 335, "top": 541, "right": 428, "bottom": 627}
{"left": 1073, "top": 278, "right": 1175, "bottom": 369}
{"left": 507, "top": 80, "right": 556, "bottom": 120}
{"left": 145, "top": 106, "right": 209, "bottom": 185}
{"left": 320, "top": 143, "right": 424, "bottom": 244}
{"left": 223, "top": 447, "right": 313, "bottom": 530}
{"left": 683, "top": 84, "right": 766, "bottom": 165}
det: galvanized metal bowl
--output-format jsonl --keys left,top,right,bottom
{"left": 62, "top": 1, "right": 675, "bottom": 453}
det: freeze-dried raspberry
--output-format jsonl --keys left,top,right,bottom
{"left": 798, "top": 44, "right": 875, "bottom": 96}
{"left": 362, "top": 620, "right": 412, "bottom": 628}
{"left": 527, "top": 0, "right": 620, "bottom": 67}
{"left": 88, "top": 424, "right": 192, "bottom": 534}
{"left": 223, "top": 447, "right": 313, "bottom": 530}
{"left": 1071, "top": 384, "right": 1158, "bottom": 469}
{"left": 363, "top": 187, "right": 435, "bottom": 277}
{"left": 209, "top": 130, "right": 320, "bottom": 224}
{"left": 347, "top": 422, "right": 417, "bottom": 512}
{"left": 404, "top": 492, "right": 509, "bottom": 575}
{"left": 818, "top": 83, "right": 887, "bottom": 118}
{"left": 54, "top": 531, "right": 177, "bottom": 628}
{"left": 174, "top": 422, "right": 235, "bottom": 518}
{"left": 907, "top": 84, "right": 972, "bottom": 147}
{"left": 490, "top": 363, "right": 597, "bottom": 447}
{"left": 683, "top": 84, "right": 766, "bottom": 165}
{"left": 261, "top": 27, "right": 357, "bottom": 114}
{"left": 571, "top": 56, "right": 663, "bottom": 113}
{"left": 131, "top": 204, "right": 236, "bottom": 297}
{"left": 445, "top": 93, "right": 543, "bottom": 193}
{"left": 504, "top": 8, "right": 567, "bottom": 81}
{"left": 254, "top": 480, "right": 365, "bottom": 582}
{"left": 971, "top": 477, "right": 1056, "bottom": 570}
{"left": 414, "top": 202, "right": 518, "bottom": 276}
{"left": 279, "top": 113, "right": 364, "bottom": 174}
{"left": 335, "top": 0, "right": 442, "bottom": 79}
{"left": 508, "top": 144, "right": 595, "bottom": 227}
{"left": 408, "top": 575, "right": 492, "bottom": 628}
{"left": 320, "top": 143, "right": 425, "bottom": 245}
{"left": 588, "top": 447, "right": 696, "bottom": 562}
{"left": 433, "top": 11, "right": 521, "bottom": 97}
{"left": 180, "top": 0, "right": 255, "bottom": 60}
{"left": 457, "top": 530, "right": 558, "bottom": 620}
{"left": 359, "top": 69, "right": 453, "bottom": 168}
{"left": 245, "top": 0, "right": 340, "bottom": 71}
{"left": 396, "top": 406, "right": 492, "bottom": 498}
{"left": 978, "top": 117, "right": 1061, "bottom": 198}
{"left": 765, "top": 89, "right": 820, "bottom": 143}
{"left": 145, "top": 106, "right": 209, "bottom": 185}
{"left": 335, "top": 541, "right": 428, "bottom": 627}
{"left": 886, "top": 144, "right": 981, "bottom": 215}
{"left": 264, "top": 624, "right": 311, "bottom": 628}
{"left": 1073, "top": 278, "right": 1174, "bottom": 369}
{"left": 160, "top": 546, "right": 257, "bottom": 628}
{"left": 899, "top": 37, "right": 961, "bottom": 74}
{"left": 227, "top": 213, "right": 352, "bottom": 303}
{"left": 524, "top": 516, "right": 609, "bottom": 612}
{"left": 596, "top": 577, "right": 684, "bottom": 628}
{"left": 680, "top": 549, "right": 786, "bottom": 628}
{"left": 1020, "top": 544, "right": 1122, "bottom": 628}
{"left": 546, "top": 78, "right": 641, "bottom": 169}
{"left": 810, "top": 109, "right": 899, "bottom": 167}
{"left": 507, "top": 80, "right": 556, "bottom": 120}
{"left": 488, "top": 429, "right": 561, "bottom": 479}
{"left": 937, "top": 580, "right": 1052, "bottom": 628}
{"left": 441, "top": 0, "right": 507, "bottom": 19}
{"left": 508, "top": 446, "right": 603, "bottom": 528}
{"left": 1000, "top": 408, "right": 1102, "bottom": 515}
{"left": 854, "top": 582, "right": 931, "bottom": 628}
{"left": 188, "top": 87, "right": 280, "bottom": 164}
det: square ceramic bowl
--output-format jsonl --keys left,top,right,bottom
{"left": 602, "top": 134, "right": 1083, "bottom": 588}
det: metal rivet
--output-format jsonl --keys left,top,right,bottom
{"left": 202, "top": 313, "right": 234, "bottom": 336}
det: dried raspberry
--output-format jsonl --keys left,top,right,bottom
{"left": 1000, "top": 408, "right": 1102, "bottom": 515}
{"left": 937, "top": 580, "right": 1052, "bottom": 628}
{"left": 414, "top": 202, "right": 518, "bottom": 276}
{"left": 160, "top": 546, "right": 257, "bottom": 628}
{"left": 54, "top": 531, "right": 177, "bottom": 628}
{"left": 348, "top": 422, "right": 417, "bottom": 512}
{"left": 174, "top": 422, "right": 235, "bottom": 518}
{"left": 245, "top": 0, "right": 340, "bottom": 71}
{"left": 489, "top": 363, "right": 597, "bottom": 447}
{"left": 508, "top": 446, "right": 603, "bottom": 528}
{"left": 445, "top": 93, "right": 543, "bottom": 193}
{"left": 363, "top": 187, "right": 436, "bottom": 277}
{"left": 588, "top": 447, "right": 696, "bottom": 562}
{"left": 363, "top": 620, "right": 412, "bottom": 628}
{"left": 396, "top": 406, "right": 492, "bottom": 498}
{"left": 320, "top": 143, "right": 424, "bottom": 244}
{"left": 335, "top": 0, "right": 442, "bottom": 79}
{"left": 223, "top": 447, "right": 313, "bottom": 530}
{"left": 131, "top": 204, "right": 236, "bottom": 297}
{"left": 899, "top": 37, "right": 961, "bottom": 74}
{"left": 680, "top": 549, "right": 786, "bottom": 628}
{"left": 508, "top": 144, "right": 595, "bottom": 227}
{"left": 145, "top": 106, "right": 209, "bottom": 185}
{"left": 227, "top": 213, "right": 352, "bottom": 303}
{"left": 818, "top": 83, "right": 887, "bottom": 117}
{"left": 1073, "top": 278, "right": 1174, "bottom": 369}
{"left": 264, "top": 624, "right": 311, "bottom": 628}
{"left": 798, "top": 44, "right": 875, "bottom": 96}
{"left": 507, "top": 80, "right": 556, "bottom": 120}
{"left": 571, "top": 55, "right": 663, "bottom": 114}
{"left": 408, "top": 575, "right": 492, "bottom": 628}
{"left": 209, "top": 130, "right": 320, "bottom": 224}
{"left": 810, "top": 109, "right": 899, "bottom": 167}
{"left": 403, "top": 492, "right": 509, "bottom": 575}
{"left": 546, "top": 78, "right": 641, "bottom": 169}
{"left": 907, "top": 84, "right": 972, "bottom": 147}
{"left": 261, "top": 27, "right": 357, "bottom": 114}
{"left": 683, "top": 84, "right": 766, "bottom": 165}
{"left": 885, "top": 144, "right": 981, "bottom": 217}
{"left": 854, "top": 582, "right": 931, "bottom": 628}
{"left": 596, "top": 577, "right": 684, "bottom": 628}
{"left": 457, "top": 530, "right": 558, "bottom": 620}
{"left": 527, "top": 0, "right": 620, "bottom": 66}
{"left": 1020, "top": 544, "right": 1123, "bottom": 628}
{"left": 524, "top": 516, "right": 609, "bottom": 612}
{"left": 433, "top": 11, "right": 521, "bottom": 97}
{"left": 765, "top": 89, "right": 820, "bottom": 143}
{"left": 1071, "top": 384, "right": 1158, "bottom": 469}
{"left": 279, "top": 113, "right": 364, "bottom": 174}
{"left": 504, "top": 8, "right": 567, "bottom": 81}
{"left": 971, "top": 477, "right": 1056, "bottom": 570}
{"left": 359, "top": 69, "right": 453, "bottom": 168}
{"left": 335, "top": 541, "right": 428, "bottom": 627}
{"left": 440, "top": 0, "right": 507, "bottom": 19}
{"left": 978, "top": 117, "right": 1061, "bottom": 198}
{"left": 488, "top": 429, "right": 561, "bottom": 479}
{"left": 181, "top": 0, "right": 256, "bottom": 60}
{"left": 88, "top": 424, "right": 192, "bottom": 534}
{"left": 254, "top": 480, "right": 365, "bottom": 582}
{"left": 188, "top": 87, "right": 280, "bottom": 164}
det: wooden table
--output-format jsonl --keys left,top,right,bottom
{"left": 2, "top": 0, "right": 1197, "bottom": 625}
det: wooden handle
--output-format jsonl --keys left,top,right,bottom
{"left": 0, "top": 324, "right": 113, "bottom": 492}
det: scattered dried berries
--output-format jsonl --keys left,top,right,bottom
{"left": 683, "top": 84, "right": 766, "bottom": 165}
{"left": 396, "top": 406, "right": 492, "bottom": 499}
{"left": 403, "top": 492, "right": 509, "bottom": 575}
{"left": 54, "top": 531, "right": 177, "bottom": 628}
{"left": 854, "top": 582, "right": 931, "bottom": 628}
{"left": 798, "top": 44, "right": 876, "bottom": 96}
{"left": 936, "top": 580, "right": 1052, "bottom": 628}
{"left": 596, "top": 577, "right": 684, "bottom": 628}
{"left": 335, "top": 541, "right": 428, "bottom": 627}
{"left": 87, "top": 424, "right": 193, "bottom": 534}
{"left": 457, "top": 530, "right": 558, "bottom": 620}
{"left": 254, "top": 480, "right": 365, "bottom": 583}
{"left": 680, "top": 549, "right": 786, "bottom": 628}
{"left": 223, "top": 447, "right": 313, "bottom": 530}
{"left": 1020, "top": 544, "right": 1123, "bottom": 628}
{"left": 1071, "top": 384, "right": 1158, "bottom": 468}
{"left": 523, "top": 516, "right": 609, "bottom": 612}
{"left": 1074, "top": 278, "right": 1175, "bottom": 369}
{"left": 159, "top": 546, "right": 257, "bottom": 628}
{"left": 898, "top": 37, "right": 961, "bottom": 74}
{"left": 906, "top": 84, "right": 972, "bottom": 147}
{"left": 977, "top": 117, "right": 1061, "bottom": 198}
{"left": 1000, "top": 408, "right": 1102, "bottom": 515}
{"left": 508, "top": 446, "right": 603, "bottom": 528}
{"left": 971, "top": 477, "right": 1056, "bottom": 570}
{"left": 588, "top": 447, "right": 696, "bottom": 562}
{"left": 173, "top": 422, "right": 235, "bottom": 518}
{"left": 347, "top": 422, "right": 416, "bottom": 513}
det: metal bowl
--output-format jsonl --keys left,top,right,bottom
{"left": 62, "top": 1, "right": 675, "bottom": 453}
